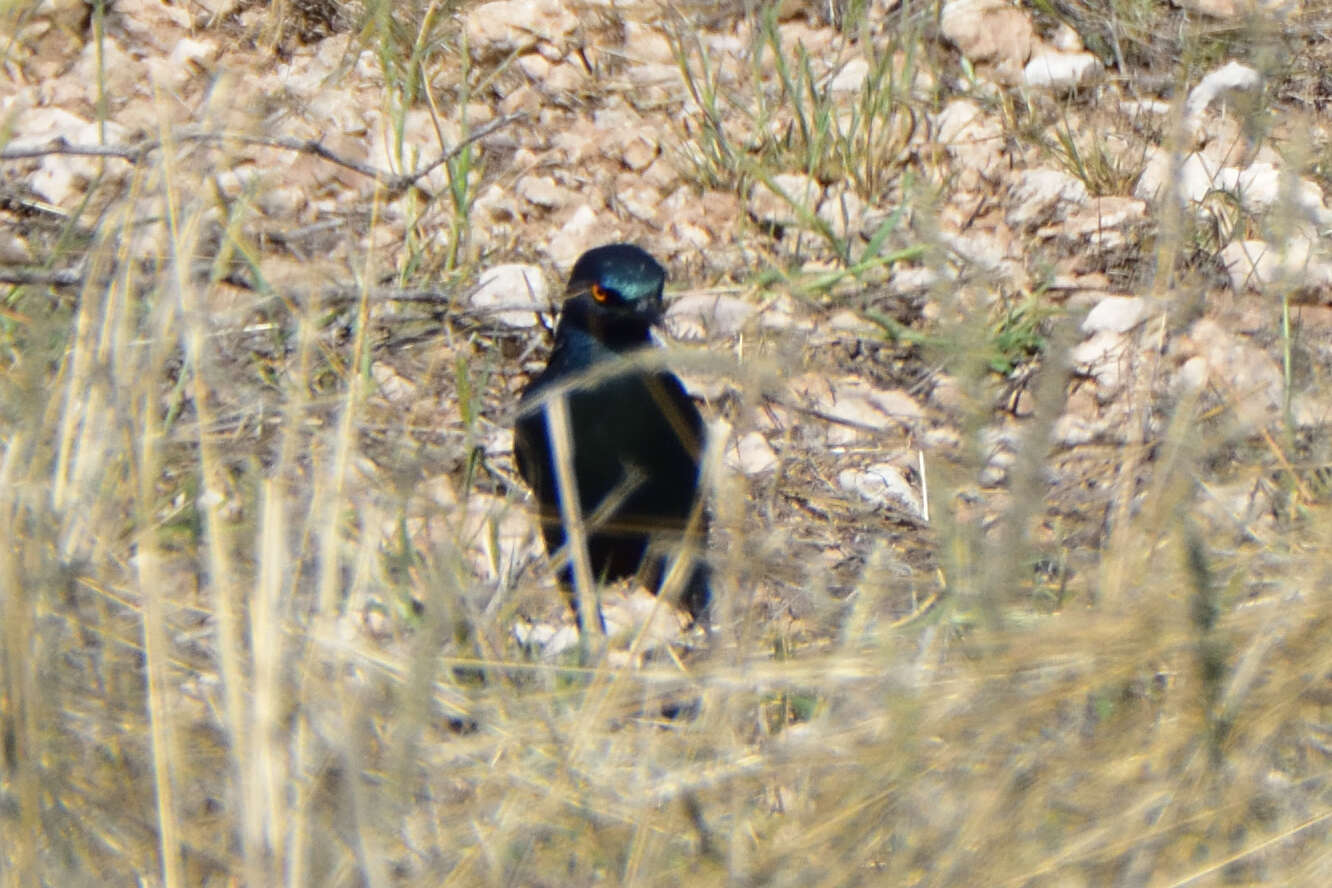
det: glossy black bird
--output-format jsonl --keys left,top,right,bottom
{"left": 513, "top": 244, "right": 711, "bottom": 624}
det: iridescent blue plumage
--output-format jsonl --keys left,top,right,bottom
{"left": 569, "top": 244, "right": 666, "bottom": 306}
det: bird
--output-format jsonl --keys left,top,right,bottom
{"left": 513, "top": 243, "right": 711, "bottom": 627}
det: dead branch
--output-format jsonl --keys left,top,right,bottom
{"left": 0, "top": 112, "right": 524, "bottom": 193}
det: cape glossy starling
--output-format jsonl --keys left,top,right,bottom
{"left": 513, "top": 244, "right": 711, "bottom": 624}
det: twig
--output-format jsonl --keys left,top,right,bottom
{"left": 0, "top": 113, "right": 525, "bottom": 193}
{"left": 546, "top": 394, "right": 607, "bottom": 640}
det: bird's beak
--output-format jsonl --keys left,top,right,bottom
{"left": 640, "top": 298, "right": 665, "bottom": 326}
{"left": 565, "top": 280, "right": 594, "bottom": 300}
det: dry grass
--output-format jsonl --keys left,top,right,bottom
{"left": 3, "top": 1, "right": 1332, "bottom": 886}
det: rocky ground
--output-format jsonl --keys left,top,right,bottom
{"left": 4, "top": 0, "right": 1332, "bottom": 885}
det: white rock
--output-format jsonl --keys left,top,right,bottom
{"left": 665, "top": 293, "right": 757, "bottom": 338}
{"left": 625, "top": 62, "right": 678, "bottom": 88}
{"left": 485, "top": 428, "right": 515, "bottom": 461}
{"left": 979, "top": 461, "right": 1010, "bottom": 487}
{"left": 1135, "top": 150, "right": 1217, "bottom": 205}
{"left": 551, "top": 120, "right": 600, "bottom": 165}
{"left": 1182, "top": 318, "right": 1283, "bottom": 431}
{"left": 28, "top": 162, "right": 82, "bottom": 207}
{"left": 672, "top": 221, "right": 712, "bottom": 250}
{"left": 794, "top": 377, "right": 924, "bottom": 443}
{"left": 257, "top": 185, "right": 305, "bottom": 219}
{"left": 748, "top": 173, "right": 823, "bottom": 227}
{"left": 469, "top": 264, "right": 551, "bottom": 328}
{"left": 1053, "top": 414, "right": 1098, "bottom": 447}
{"left": 1175, "top": 355, "right": 1209, "bottom": 393}
{"left": 1006, "top": 167, "right": 1089, "bottom": 230}
{"left": 889, "top": 266, "right": 953, "bottom": 293}
{"left": 924, "top": 427, "right": 962, "bottom": 450}
{"left": 1082, "top": 296, "right": 1148, "bottom": 336}
{"left": 755, "top": 294, "right": 808, "bottom": 332}
{"left": 827, "top": 310, "right": 879, "bottom": 337}
{"left": 1132, "top": 148, "right": 1170, "bottom": 201}
{"left": 727, "top": 431, "right": 779, "bottom": 476}
{"left": 1057, "top": 197, "right": 1148, "bottom": 247}
{"left": 935, "top": 99, "right": 1004, "bottom": 173}
{"left": 617, "top": 186, "right": 660, "bottom": 223}
{"left": 1184, "top": 61, "right": 1261, "bottom": 126}
{"left": 1052, "top": 23, "right": 1083, "bottom": 52}
{"left": 1210, "top": 164, "right": 1332, "bottom": 227}
{"left": 1120, "top": 98, "right": 1172, "bottom": 118}
{"left": 367, "top": 107, "right": 460, "bottom": 190}
{"left": 455, "top": 494, "right": 547, "bottom": 587}
{"left": 592, "top": 107, "right": 655, "bottom": 152}
{"left": 542, "top": 60, "right": 587, "bottom": 94}
{"left": 624, "top": 21, "right": 675, "bottom": 65}
{"left": 515, "top": 52, "right": 552, "bottom": 80}
{"left": 642, "top": 156, "right": 680, "bottom": 192}
{"left": 58, "top": 37, "right": 137, "bottom": 108}
{"left": 111, "top": 0, "right": 193, "bottom": 38}
{"left": 544, "top": 204, "right": 602, "bottom": 266}
{"left": 817, "top": 188, "right": 868, "bottom": 239}
{"left": 1071, "top": 329, "right": 1132, "bottom": 397}
{"left": 940, "top": 0, "right": 1034, "bottom": 73}
{"left": 980, "top": 425, "right": 1020, "bottom": 453}
{"left": 140, "top": 38, "right": 216, "bottom": 92}
{"left": 1177, "top": 0, "right": 1300, "bottom": 17}
{"left": 829, "top": 57, "right": 870, "bottom": 93}
{"left": 352, "top": 48, "right": 381, "bottom": 82}
{"left": 839, "top": 464, "right": 924, "bottom": 519}
{"left": 601, "top": 588, "right": 687, "bottom": 650}
{"left": 171, "top": 36, "right": 217, "bottom": 72}
{"left": 621, "top": 135, "right": 658, "bottom": 171}
{"left": 1292, "top": 392, "right": 1332, "bottom": 429}
{"left": 1177, "top": 0, "right": 1245, "bottom": 16}
{"left": 1220, "top": 238, "right": 1332, "bottom": 294}
{"left": 464, "top": 0, "right": 578, "bottom": 58}
{"left": 938, "top": 231, "right": 1011, "bottom": 276}
{"left": 496, "top": 83, "right": 542, "bottom": 120}
{"left": 371, "top": 361, "right": 418, "bottom": 403}
{"left": 1022, "top": 50, "right": 1100, "bottom": 91}
{"left": 705, "top": 32, "right": 746, "bottom": 57}
{"left": 305, "top": 87, "right": 368, "bottom": 134}
{"left": 1212, "top": 162, "right": 1280, "bottom": 212}
{"left": 8, "top": 106, "right": 128, "bottom": 151}
{"left": 0, "top": 231, "right": 31, "bottom": 264}
{"left": 535, "top": 41, "right": 568, "bottom": 64}
{"left": 1294, "top": 178, "right": 1332, "bottom": 228}
{"left": 1178, "top": 153, "right": 1220, "bottom": 205}
{"left": 472, "top": 183, "right": 521, "bottom": 226}
{"left": 513, "top": 621, "right": 581, "bottom": 659}
{"left": 193, "top": 0, "right": 246, "bottom": 18}
{"left": 517, "top": 175, "right": 570, "bottom": 209}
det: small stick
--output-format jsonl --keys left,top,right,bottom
{"left": 0, "top": 113, "right": 524, "bottom": 194}
{"left": 545, "top": 394, "right": 605, "bottom": 639}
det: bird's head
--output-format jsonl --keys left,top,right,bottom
{"left": 560, "top": 244, "right": 667, "bottom": 349}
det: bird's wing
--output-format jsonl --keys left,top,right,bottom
{"left": 644, "top": 372, "right": 705, "bottom": 461}
{"left": 512, "top": 384, "right": 548, "bottom": 491}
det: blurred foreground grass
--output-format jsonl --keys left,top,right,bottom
{"left": 3, "top": 1, "right": 1332, "bottom": 886}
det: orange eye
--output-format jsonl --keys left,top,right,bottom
{"left": 591, "top": 283, "right": 611, "bottom": 303}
